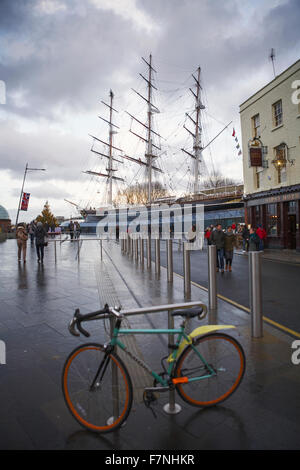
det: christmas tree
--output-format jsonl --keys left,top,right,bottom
{"left": 36, "top": 201, "right": 58, "bottom": 228}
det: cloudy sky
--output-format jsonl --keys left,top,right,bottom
{"left": 0, "top": 0, "right": 299, "bottom": 223}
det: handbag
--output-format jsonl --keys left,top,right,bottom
{"left": 43, "top": 235, "right": 48, "bottom": 247}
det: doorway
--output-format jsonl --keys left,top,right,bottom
{"left": 288, "top": 214, "right": 296, "bottom": 249}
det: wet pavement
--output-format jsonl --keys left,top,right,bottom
{"left": 0, "top": 236, "right": 300, "bottom": 450}
{"left": 154, "top": 241, "right": 300, "bottom": 335}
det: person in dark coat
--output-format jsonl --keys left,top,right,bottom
{"left": 210, "top": 223, "right": 225, "bottom": 272}
{"left": 242, "top": 225, "right": 250, "bottom": 252}
{"left": 224, "top": 225, "right": 237, "bottom": 272}
{"left": 34, "top": 221, "right": 48, "bottom": 263}
{"left": 248, "top": 227, "right": 260, "bottom": 252}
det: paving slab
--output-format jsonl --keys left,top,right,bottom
{"left": 0, "top": 237, "right": 299, "bottom": 450}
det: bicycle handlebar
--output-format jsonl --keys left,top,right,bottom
{"left": 68, "top": 304, "right": 123, "bottom": 338}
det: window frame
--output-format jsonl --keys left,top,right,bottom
{"left": 272, "top": 99, "right": 283, "bottom": 127}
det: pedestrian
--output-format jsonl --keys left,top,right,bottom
{"left": 224, "top": 225, "right": 237, "bottom": 272}
{"left": 69, "top": 221, "right": 74, "bottom": 241}
{"left": 74, "top": 221, "right": 81, "bottom": 239}
{"left": 34, "top": 221, "right": 48, "bottom": 263}
{"left": 256, "top": 224, "right": 267, "bottom": 251}
{"left": 242, "top": 224, "right": 250, "bottom": 252}
{"left": 205, "top": 226, "right": 212, "bottom": 246}
{"left": 28, "top": 221, "right": 36, "bottom": 243}
{"left": 248, "top": 227, "right": 260, "bottom": 252}
{"left": 210, "top": 223, "right": 225, "bottom": 273}
{"left": 16, "top": 223, "right": 28, "bottom": 262}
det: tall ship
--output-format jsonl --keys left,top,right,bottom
{"left": 62, "top": 55, "right": 244, "bottom": 234}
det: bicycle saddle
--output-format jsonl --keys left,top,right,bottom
{"left": 171, "top": 307, "right": 203, "bottom": 318}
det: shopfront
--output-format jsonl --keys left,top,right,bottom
{"left": 244, "top": 184, "right": 300, "bottom": 251}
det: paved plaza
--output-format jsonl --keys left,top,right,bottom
{"left": 0, "top": 236, "right": 300, "bottom": 450}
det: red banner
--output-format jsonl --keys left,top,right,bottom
{"left": 21, "top": 192, "right": 30, "bottom": 211}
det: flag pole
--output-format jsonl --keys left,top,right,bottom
{"left": 15, "top": 163, "right": 28, "bottom": 228}
{"left": 15, "top": 163, "right": 46, "bottom": 228}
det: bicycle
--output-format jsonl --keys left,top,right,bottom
{"left": 62, "top": 304, "right": 246, "bottom": 433}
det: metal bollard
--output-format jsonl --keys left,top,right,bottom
{"left": 166, "top": 239, "right": 173, "bottom": 283}
{"left": 134, "top": 238, "right": 139, "bottom": 262}
{"left": 100, "top": 239, "right": 103, "bottom": 260}
{"left": 163, "top": 310, "right": 182, "bottom": 415}
{"left": 131, "top": 237, "right": 134, "bottom": 258}
{"left": 249, "top": 251, "right": 263, "bottom": 338}
{"left": 127, "top": 234, "right": 131, "bottom": 256}
{"left": 155, "top": 239, "right": 160, "bottom": 276}
{"left": 77, "top": 238, "right": 80, "bottom": 261}
{"left": 139, "top": 237, "right": 144, "bottom": 266}
{"left": 183, "top": 242, "right": 191, "bottom": 298}
{"left": 208, "top": 245, "right": 217, "bottom": 312}
{"left": 54, "top": 239, "right": 57, "bottom": 262}
{"left": 147, "top": 235, "right": 151, "bottom": 269}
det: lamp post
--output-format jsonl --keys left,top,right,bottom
{"left": 15, "top": 163, "right": 46, "bottom": 227}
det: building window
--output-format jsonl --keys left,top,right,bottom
{"left": 288, "top": 201, "right": 297, "bottom": 214}
{"left": 278, "top": 165, "right": 287, "bottom": 183}
{"left": 252, "top": 114, "right": 260, "bottom": 138}
{"left": 266, "top": 203, "right": 278, "bottom": 236}
{"left": 256, "top": 168, "right": 263, "bottom": 189}
{"left": 272, "top": 99, "right": 283, "bottom": 127}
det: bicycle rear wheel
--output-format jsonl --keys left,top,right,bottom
{"left": 62, "top": 343, "right": 133, "bottom": 433}
{"left": 174, "top": 333, "right": 245, "bottom": 407}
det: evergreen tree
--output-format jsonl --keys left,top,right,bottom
{"left": 36, "top": 201, "right": 58, "bottom": 228}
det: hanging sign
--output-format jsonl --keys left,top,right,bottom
{"left": 249, "top": 147, "right": 263, "bottom": 167}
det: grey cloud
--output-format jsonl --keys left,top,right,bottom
{"left": 0, "top": 119, "right": 87, "bottom": 181}
{"left": 0, "top": 0, "right": 152, "bottom": 120}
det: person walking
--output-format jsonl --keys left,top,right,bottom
{"left": 242, "top": 225, "right": 250, "bottom": 252}
{"left": 224, "top": 225, "right": 237, "bottom": 272}
{"left": 204, "top": 227, "right": 212, "bottom": 246}
{"left": 34, "top": 221, "right": 48, "bottom": 263}
{"left": 210, "top": 223, "right": 225, "bottom": 273}
{"left": 248, "top": 227, "right": 260, "bottom": 252}
{"left": 28, "top": 221, "right": 36, "bottom": 243}
{"left": 256, "top": 224, "right": 267, "bottom": 251}
{"left": 69, "top": 221, "right": 74, "bottom": 241}
{"left": 16, "top": 223, "right": 28, "bottom": 262}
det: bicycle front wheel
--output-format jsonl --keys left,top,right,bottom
{"left": 174, "top": 333, "right": 245, "bottom": 407}
{"left": 62, "top": 343, "right": 133, "bottom": 433}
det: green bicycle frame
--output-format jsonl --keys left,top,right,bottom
{"left": 109, "top": 322, "right": 216, "bottom": 387}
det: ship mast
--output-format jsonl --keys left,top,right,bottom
{"left": 129, "top": 54, "right": 162, "bottom": 204}
{"left": 182, "top": 67, "right": 205, "bottom": 195}
{"left": 84, "top": 89, "right": 124, "bottom": 206}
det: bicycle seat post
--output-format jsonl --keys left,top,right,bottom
{"left": 163, "top": 309, "right": 182, "bottom": 416}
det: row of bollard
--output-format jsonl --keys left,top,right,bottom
{"left": 120, "top": 235, "right": 263, "bottom": 338}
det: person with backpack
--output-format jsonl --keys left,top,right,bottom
{"left": 210, "top": 223, "right": 225, "bottom": 273}
{"left": 34, "top": 221, "right": 48, "bottom": 263}
{"left": 248, "top": 227, "right": 260, "bottom": 252}
{"left": 16, "top": 223, "right": 28, "bottom": 262}
{"left": 256, "top": 224, "right": 267, "bottom": 251}
{"left": 224, "top": 225, "right": 237, "bottom": 272}
{"left": 242, "top": 225, "right": 250, "bottom": 252}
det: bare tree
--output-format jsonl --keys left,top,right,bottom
{"left": 203, "top": 168, "right": 241, "bottom": 189}
{"left": 114, "top": 182, "right": 169, "bottom": 205}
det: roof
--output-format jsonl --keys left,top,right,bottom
{"left": 0, "top": 205, "right": 10, "bottom": 220}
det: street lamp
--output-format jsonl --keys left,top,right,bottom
{"left": 15, "top": 163, "right": 46, "bottom": 227}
